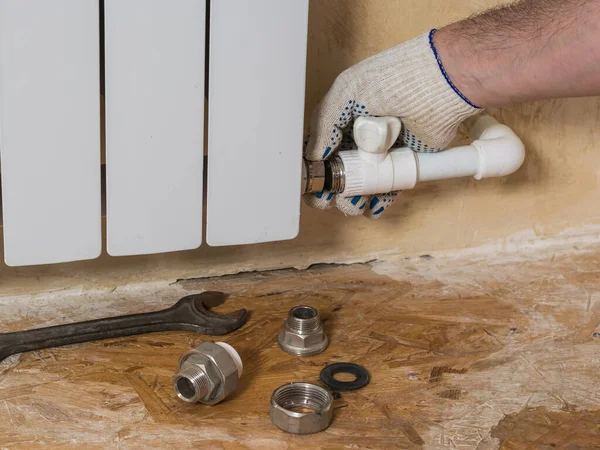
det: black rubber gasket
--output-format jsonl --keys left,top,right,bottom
{"left": 320, "top": 362, "right": 370, "bottom": 391}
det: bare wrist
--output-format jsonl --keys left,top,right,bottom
{"left": 433, "top": 1, "right": 600, "bottom": 108}
{"left": 432, "top": 25, "right": 491, "bottom": 109}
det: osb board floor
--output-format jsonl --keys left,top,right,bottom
{"left": 0, "top": 247, "right": 599, "bottom": 449}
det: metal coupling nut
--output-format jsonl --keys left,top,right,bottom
{"left": 278, "top": 305, "right": 328, "bottom": 356}
{"left": 173, "top": 342, "right": 243, "bottom": 406}
{"left": 270, "top": 382, "right": 334, "bottom": 434}
{"left": 302, "top": 160, "right": 326, "bottom": 194}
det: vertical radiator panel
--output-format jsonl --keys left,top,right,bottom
{"left": 206, "top": 0, "right": 309, "bottom": 246}
{"left": 0, "top": 0, "right": 102, "bottom": 266}
{"left": 105, "top": 0, "right": 205, "bottom": 256}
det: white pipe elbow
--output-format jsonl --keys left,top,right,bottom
{"left": 469, "top": 116, "right": 525, "bottom": 180}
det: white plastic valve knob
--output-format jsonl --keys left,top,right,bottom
{"left": 353, "top": 116, "right": 402, "bottom": 164}
{"left": 340, "top": 116, "right": 416, "bottom": 196}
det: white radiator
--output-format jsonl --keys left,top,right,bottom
{"left": 0, "top": 0, "right": 309, "bottom": 266}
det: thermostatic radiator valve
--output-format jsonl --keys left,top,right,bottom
{"left": 302, "top": 115, "right": 525, "bottom": 196}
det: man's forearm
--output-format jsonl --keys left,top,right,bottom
{"left": 434, "top": 0, "right": 600, "bottom": 108}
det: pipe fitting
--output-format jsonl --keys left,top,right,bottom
{"left": 470, "top": 115, "right": 526, "bottom": 180}
{"left": 270, "top": 382, "right": 334, "bottom": 434}
{"left": 302, "top": 160, "right": 326, "bottom": 194}
{"left": 173, "top": 342, "right": 243, "bottom": 405}
{"left": 278, "top": 306, "right": 328, "bottom": 356}
{"left": 301, "top": 115, "right": 525, "bottom": 197}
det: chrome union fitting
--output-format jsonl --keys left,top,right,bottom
{"left": 278, "top": 306, "right": 328, "bottom": 356}
{"left": 173, "top": 342, "right": 243, "bottom": 406}
{"left": 270, "top": 382, "right": 334, "bottom": 434}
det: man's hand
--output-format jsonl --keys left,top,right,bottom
{"left": 304, "top": 31, "right": 481, "bottom": 218}
{"left": 305, "top": 0, "right": 600, "bottom": 218}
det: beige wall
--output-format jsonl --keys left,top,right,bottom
{"left": 2, "top": 0, "right": 600, "bottom": 295}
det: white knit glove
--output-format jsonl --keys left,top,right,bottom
{"left": 304, "top": 30, "right": 482, "bottom": 218}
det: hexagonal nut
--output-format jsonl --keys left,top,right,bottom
{"left": 176, "top": 343, "right": 240, "bottom": 405}
{"left": 278, "top": 324, "right": 328, "bottom": 356}
{"left": 282, "top": 325, "right": 326, "bottom": 347}
{"left": 178, "top": 352, "right": 218, "bottom": 400}
{"left": 270, "top": 383, "right": 333, "bottom": 435}
{"left": 193, "top": 342, "right": 239, "bottom": 405}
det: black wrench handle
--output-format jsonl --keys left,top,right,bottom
{"left": 0, "top": 292, "right": 247, "bottom": 362}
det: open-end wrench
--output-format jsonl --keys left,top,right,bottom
{"left": 0, "top": 292, "right": 247, "bottom": 362}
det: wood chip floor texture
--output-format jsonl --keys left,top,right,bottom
{"left": 0, "top": 249, "right": 599, "bottom": 449}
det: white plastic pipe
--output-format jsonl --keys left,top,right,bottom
{"left": 216, "top": 342, "right": 243, "bottom": 378}
{"left": 338, "top": 115, "right": 525, "bottom": 197}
